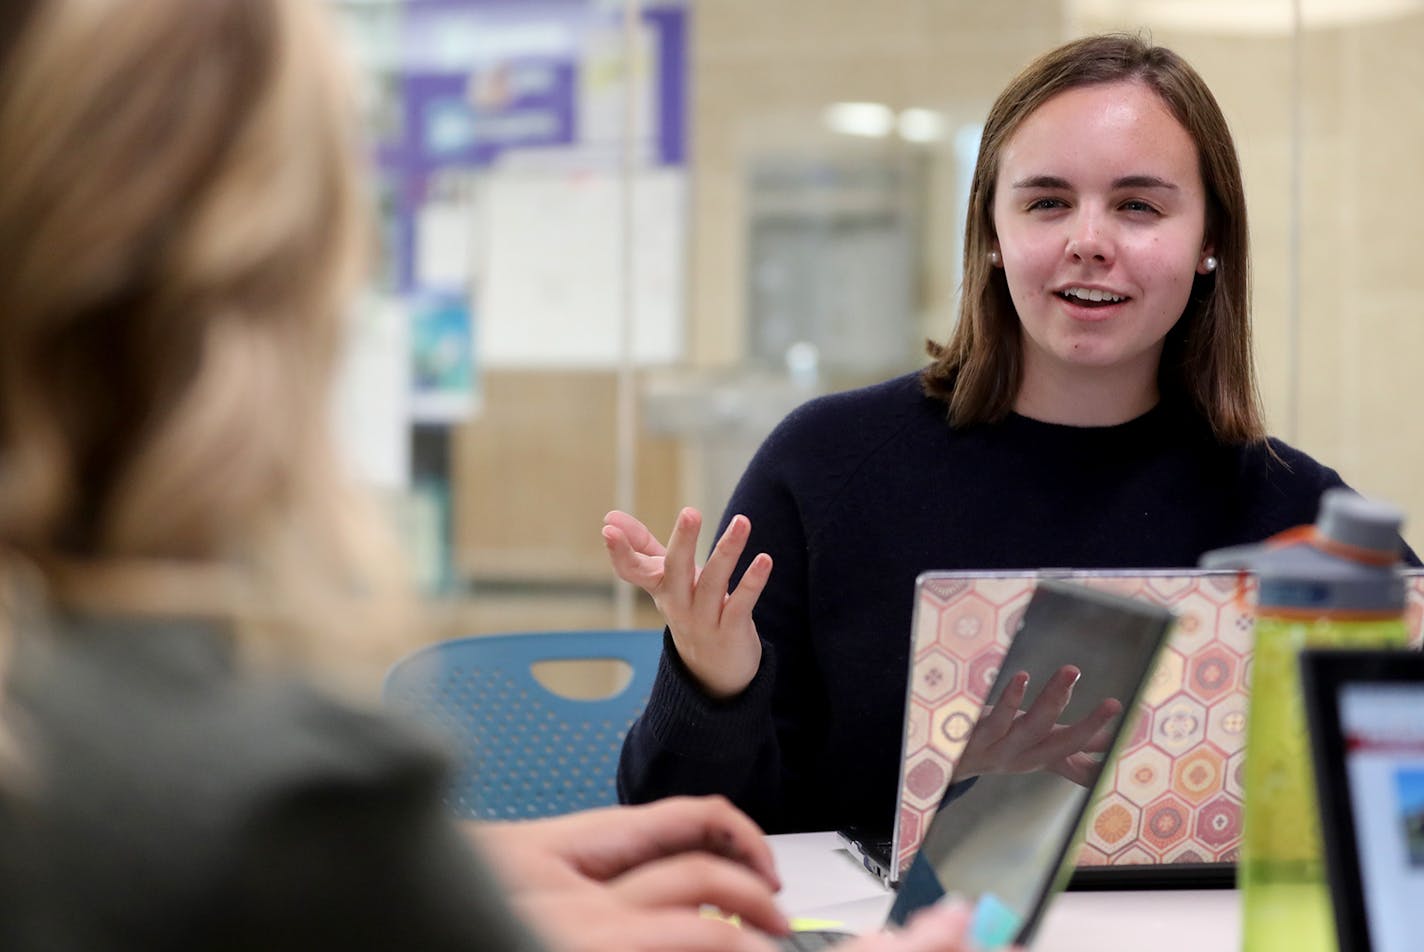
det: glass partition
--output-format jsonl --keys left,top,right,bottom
{"left": 327, "top": 0, "right": 1424, "bottom": 656}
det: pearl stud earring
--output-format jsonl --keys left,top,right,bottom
{"left": 1204, "top": 256, "right": 1218, "bottom": 272}
{"left": 988, "top": 250, "right": 1001, "bottom": 267}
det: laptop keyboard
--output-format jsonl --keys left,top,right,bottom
{"left": 777, "top": 930, "right": 855, "bottom": 952}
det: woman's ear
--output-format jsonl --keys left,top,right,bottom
{"left": 1197, "top": 243, "right": 1218, "bottom": 275}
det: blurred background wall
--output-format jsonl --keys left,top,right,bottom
{"left": 328, "top": 0, "right": 1424, "bottom": 654}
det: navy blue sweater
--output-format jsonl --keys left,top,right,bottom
{"left": 617, "top": 371, "right": 1399, "bottom": 834}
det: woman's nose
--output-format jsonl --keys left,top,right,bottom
{"left": 1065, "top": 215, "right": 1113, "bottom": 264}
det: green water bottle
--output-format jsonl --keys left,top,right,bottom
{"left": 1201, "top": 489, "right": 1409, "bottom": 952}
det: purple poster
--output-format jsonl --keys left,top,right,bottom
{"left": 371, "top": 0, "right": 688, "bottom": 293}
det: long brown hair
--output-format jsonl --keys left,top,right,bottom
{"left": 0, "top": 0, "right": 406, "bottom": 673}
{"left": 923, "top": 33, "right": 1264, "bottom": 443}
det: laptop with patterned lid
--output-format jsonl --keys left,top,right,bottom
{"left": 887, "top": 569, "right": 1424, "bottom": 888}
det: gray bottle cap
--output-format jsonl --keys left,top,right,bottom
{"left": 1317, "top": 488, "right": 1405, "bottom": 555}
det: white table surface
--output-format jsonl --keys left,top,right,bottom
{"left": 769, "top": 832, "right": 1239, "bottom": 951}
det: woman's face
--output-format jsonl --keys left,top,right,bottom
{"left": 991, "top": 80, "right": 1213, "bottom": 411}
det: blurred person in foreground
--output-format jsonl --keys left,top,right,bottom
{"left": 0, "top": 1, "right": 983, "bottom": 950}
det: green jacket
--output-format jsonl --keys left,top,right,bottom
{"left": 0, "top": 610, "right": 548, "bottom": 952}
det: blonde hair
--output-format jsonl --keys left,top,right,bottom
{"left": 923, "top": 33, "right": 1266, "bottom": 444}
{"left": 0, "top": 0, "right": 408, "bottom": 677}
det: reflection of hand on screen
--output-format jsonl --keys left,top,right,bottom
{"left": 953, "top": 665, "right": 1123, "bottom": 787}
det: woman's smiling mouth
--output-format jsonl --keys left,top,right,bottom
{"left": 1056, "top": 286, "right": 1129, "bottom": 305}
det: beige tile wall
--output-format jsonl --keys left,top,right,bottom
{"left": 1165, "top": 17, "right": 1424, "bottom": 546}
{"left": 1298, "top": 17, "right": 1424, "bottom": 539}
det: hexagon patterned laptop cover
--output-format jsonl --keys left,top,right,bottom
{"left": 893, "top": 570, "right": 1424, "bottom": 879}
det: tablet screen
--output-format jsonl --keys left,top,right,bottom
{"left": 886, "top": 581, "right": 1172, "bottom": 946}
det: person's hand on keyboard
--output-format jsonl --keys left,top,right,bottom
{"left": 475, "top": 795, "right": 782, "bottom": 896}
{"left": 515, "top": 878, "right": 785, "bottom": 952}
{"left": 475, "top": 795, "right": 791, "bottom": 952}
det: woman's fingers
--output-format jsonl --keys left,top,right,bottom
{"left": 603, "top": 510, "right": 668, "bottom": 558}
{"left": 1012, "top": 665, "right": 1079, "bottom": 740}
{"left": 955, "top": 670, "right": 1029, "bottom": 778}
{"left": 609, "top": 854, "right": 790, "bottom": 936}
{"left": 1053, "top": 751, "right": 1105, "bottom": 787}
{"left": 979, "top": 671, "right": 1029, "bottom": 741}
{"left": 516, "top": 891, "right": 779, "bottom": 952}
{"left": 601, "top": 511, "right": 674, "bottom": 591}
{"left": 1034, "top": 697, "right": 1121, "bottom": 765}
{"left": 643, "top": 794, "right": 782, "bottom": 891}
{"left": 1078, "top": 715, "right": 1119, "bottom": 754}
{"left": 722, "top": 552, "right": 773, "bottom": 627}
{"left": 658, "top": 507, "right": 705, "bottom": 612}
{"left": 601, "top": 525, "right": 665, "bottom": 588}
{"left": 694, "top": 515, "right": 755, "bottom": 623}
{"left": 841, "top": 900, "right": 975, "bottom": 952}
{"left": 965, "top": 666, "right": 1129, "bottom": 779}
{"left": 555, "top": 795, "right": 782, "bottom": 892}
{"left": 892, "top": 900, "right": 975, "bottom": 952}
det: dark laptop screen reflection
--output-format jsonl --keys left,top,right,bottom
{"left": 888, "top": 583, "right": 1170, "bottom": 945}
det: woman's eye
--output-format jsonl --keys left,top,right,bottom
{"left": 1027, "top": 197, "right": 1066, "bottom": 211}
{"left": 1121, "top": 199, "right": 1159, "bottom": 214}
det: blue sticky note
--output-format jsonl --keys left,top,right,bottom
{"left": 969, "top": 893, "right": 1021, "bottom": 950}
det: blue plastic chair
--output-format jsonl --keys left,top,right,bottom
{"left": 382, "top": 629, "right": 663, "bottom": 819}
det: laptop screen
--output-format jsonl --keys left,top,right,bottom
{"left": 886, "top": 580, "right": 1172, "bottom": 946}
{"left": 1339, "top": 681, "right": 1424, "bottom": 950}
{"left": 1305, "top": 652, "right": 1424, "bottom": 952}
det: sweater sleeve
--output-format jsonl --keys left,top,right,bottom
{"left": 617, "top": 405, "right": 824, "bottom": 831}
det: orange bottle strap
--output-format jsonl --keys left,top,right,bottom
{"left": 1224, "top": 524, "right": 1399, "bottom": 614}
{"left": 1228, "top": 569, "right": 1253, "bottom": 614}
{"left": 1261, "top": 525, "right": 1399, "bottom": 567}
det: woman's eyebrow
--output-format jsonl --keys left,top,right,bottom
{"left": 1011, "top": 174, "right": 1071, "bottom": 189}
{"left": 1009, "top": 173, "right": 1180, "bottom": 191}
{"left": 1113, "top": 174, "right": 1178, "bottom": 190}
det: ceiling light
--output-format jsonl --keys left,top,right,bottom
{"left": 823, "top": 102, "right": 896, "bottom": 138}
{"left": 897, "top": 108, "right": 946, "bottom": 143}
{"left": 1070, "top": 0, "right": 1424, "bottom": 33}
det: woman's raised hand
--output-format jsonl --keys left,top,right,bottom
{"left": 602, "top": 508, "right": 772, "bottom": 699}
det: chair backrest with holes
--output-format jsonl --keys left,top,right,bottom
{"left": 382, "top": 629, "right": 664, "bottom": 819}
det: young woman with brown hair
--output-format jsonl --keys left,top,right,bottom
{"left": 605, "top": 33, "right": 1417, "bottom": 836}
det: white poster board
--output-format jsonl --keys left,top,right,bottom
{"left": 479, "top": 166, "right": 685, "bottom": 367}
